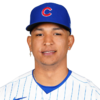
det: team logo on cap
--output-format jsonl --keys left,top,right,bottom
{"left": 42, "top": 7, "right": 52, "bottom": 17}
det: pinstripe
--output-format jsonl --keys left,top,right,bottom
{"left": 77, "top": 84, "right": 80, "bottom": 100}
{"left": 16, "top": 79, "right": 20, "bottom": 98}
{"left": 4, "top": 85, "right": 7, "bottom": 100}
{"left": 95, "top": 90, "right": 100, "bottom": 95}
{"left": 34, "top": 84, "right": 38, "bottom": 100}
{"left": 70, "top": 81, "right": 74, "bottom": 100}
{"left": 84, "top": 86, "right": 87, "bottom": 100}
{"left": 9, "top": 83, "right": 13, "bottom": 100}
{"left": 22, "top": 77, "right": 27, "bottom": 97}
{"left": 41, "top": 90, "right": 44, "bottom": 100}
{"left": 63, "top": 81, "right": 67, "bottom": 100}
{"left": 28, "top": 77, "right": 33, "bottom": 100}
{"left": 56, "top": 88, "right": 59, "bottom": 100}
{"left": 49, "top": 92, "right": 51, "bottom": 100}
{"left": 71, "top": 75, "right": 88, "bottom": 83}
{"left": 90, "top": 89, "right": 93, "bottom": 100}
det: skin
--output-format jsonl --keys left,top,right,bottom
{"left": 27, "top": 23, "right": 74, "bottom": 86}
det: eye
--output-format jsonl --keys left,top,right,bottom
{"left": 54, "top": 33, "right": 61, "bottom": 35}
{"left": 36, "top": 33, "right": 61, "bottom": 36}
{"left": 36, "top": 34, "right": 41, "bottom": 36}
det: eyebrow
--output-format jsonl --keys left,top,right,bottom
{"left": 34, "top": 27, "right": 63, "bottom": 31}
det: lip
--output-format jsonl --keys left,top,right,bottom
{"left": 40, "top": 50, "right": 57, "bottom": 53}
{"left": 42, "top": 51, "right": 56, "bottom": 56}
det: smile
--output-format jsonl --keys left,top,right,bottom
{"left": 42, "top": 51, "right": 56, "bottom": 56}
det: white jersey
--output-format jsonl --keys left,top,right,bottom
{"left": 0, "top": 69, "right": 100, "bottom": 100}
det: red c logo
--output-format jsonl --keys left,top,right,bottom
{"left": 42, "top": 7, "right": 52, "bottom": 17}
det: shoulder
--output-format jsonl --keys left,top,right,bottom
{"left": 70, "top": 70, "right": 100, "bottom": 99}
{"left": 70, "top": 71, "right": 100, "bottom": 89}
{"left": 0, "top": 70, "right": 33, "bottom": 92}
{"left": 0, "top": 70, "right": 33, "bottom": 99}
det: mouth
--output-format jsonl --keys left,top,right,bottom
{"left": 41, "top": 51, "right": 57, "bottom": 56}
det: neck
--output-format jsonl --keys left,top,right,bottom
{"left": 33, "top": 57, "right": 68, "bottom": 86}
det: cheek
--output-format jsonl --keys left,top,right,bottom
{"left": 56, "top": 38, "right": 68, "bottom": 53}
{"left": 31, "top": 38, "right": 42, "bottom": 53}
{"left": 59, "top": 41, "right": 68, "bottom": 54}
{"left": 56, "top": 37, "right": 68, "bottom": 46}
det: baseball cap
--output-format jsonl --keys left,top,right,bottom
{"left": 26, "top": 2, "right": 71, "bottom": 34}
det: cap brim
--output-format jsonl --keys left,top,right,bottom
{"left": 26, "top": 22, "right": 71, "bottom": 34}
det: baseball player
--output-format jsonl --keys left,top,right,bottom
{"left": 0, "top": 2, "right": 100, "bottom": 100}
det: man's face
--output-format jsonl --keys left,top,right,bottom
{"left": 27, "top": 23, "right": 74, "bottom": 67}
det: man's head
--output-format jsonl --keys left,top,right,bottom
{"left": 27, "top": 22, "right": 74, "bottom": 67}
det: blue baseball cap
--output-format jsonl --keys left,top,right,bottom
{"left": 26, "top": 2, "right": 71, "bottom": 34}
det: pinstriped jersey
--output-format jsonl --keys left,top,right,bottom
{"left": 0, "top": 69, "right": 100, "bottom": 100}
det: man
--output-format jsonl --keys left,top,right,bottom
{"left": 0, "top": 2, "right": 100, "bottom": 100}
{"left": 27, "top": 22, "right": 72, "bottom": 86}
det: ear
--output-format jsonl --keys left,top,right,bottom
{"left": 68, "top": 35, "right": 74, "bottom": 50}
{"left": 27, "top": 36, "right": 32, "bottom": 51}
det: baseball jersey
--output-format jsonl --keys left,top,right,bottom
{"left": 0, "top": 69, "right": 100, "bottom": 100}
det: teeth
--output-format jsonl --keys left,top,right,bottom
{"left": 43, "top": 51, "right": 55, "bottom": 53}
